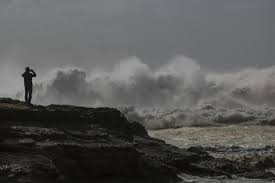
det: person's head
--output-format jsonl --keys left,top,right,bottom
{"left": 25, "top": 67, "right": 30, "bottom": 72}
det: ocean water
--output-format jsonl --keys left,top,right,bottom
{"left": 177, "top": 173, "right": 274, "bottom": 183}
{"left": 149, "top": 125, "right": 275, "bottom": 183}
{"left": 149, "top": 125, "right": 275, "bottom": 148}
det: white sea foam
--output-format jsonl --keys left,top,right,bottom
{"left": 121, "top": 105, "right": 275, "bottom": 130}
{"left": 10, "top": 55, "right": 275, "bottom": 129}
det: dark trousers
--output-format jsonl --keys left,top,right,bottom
{"left": 25, "top": 85, "right": 33, "bottom": 104}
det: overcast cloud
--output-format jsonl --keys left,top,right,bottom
{"left": 0, "top": 0, "right": 274, "bottom": 70}
{"left": 0, "top": 0, "right": 274, "bottom": 99}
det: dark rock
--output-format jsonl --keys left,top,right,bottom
{"left": 0, "top": 98, "right": 274, "bottom": 182}
{"left": 0, "top": 99, "right": 192, "bottom": 183}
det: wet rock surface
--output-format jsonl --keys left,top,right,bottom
{"left": 0, "top": 98, "right": 274, "bottom": 183}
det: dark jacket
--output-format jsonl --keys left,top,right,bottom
{"left": 22, "top": 71, "right": 36, "bottom": 87}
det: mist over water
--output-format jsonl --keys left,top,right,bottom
{"left": 14, "top": 55, "right": 275, "bottom": 107}
{"left": 4, "top": 55, "right": 275, "bottom": 129}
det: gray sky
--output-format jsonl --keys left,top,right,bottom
{"left": 0, "top": 0, "right": 274, "bottom": 71}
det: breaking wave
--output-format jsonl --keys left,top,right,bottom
{"left": 121, "top": 105, "right": 275, "bottom": 130}
{"left": 14, "top": 55, "right": 275, "bottom": 129}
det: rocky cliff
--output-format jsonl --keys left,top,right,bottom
{"left": 0, "top": 98, "right": 274, "bottom": 183}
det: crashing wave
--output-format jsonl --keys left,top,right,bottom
{"left": 9, "top": 55, "right": 275, "bottom": 129}
{"left": 121, "top": 105, "right": 275, "bottom": 130}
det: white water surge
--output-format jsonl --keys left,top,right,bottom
{"left": 149, "top": 125, "right": 275, "bottom": 148}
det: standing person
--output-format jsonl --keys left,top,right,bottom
{"left": 22, "top": 67, "right": 37, "bottom": 104}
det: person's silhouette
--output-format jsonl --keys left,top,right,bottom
{"left": 22, "top": 67, "right": 36, "bottom": 104}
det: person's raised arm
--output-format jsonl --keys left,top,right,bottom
{"left": 30, "top": 69, "right": 37, "bottom": 77}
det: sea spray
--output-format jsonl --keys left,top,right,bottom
{"left": 10, "top": 55, "right": 275, "bottom": 129}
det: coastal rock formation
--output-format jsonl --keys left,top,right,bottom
{"left": 0, "top": 98, "right": 274, "bottom": 183}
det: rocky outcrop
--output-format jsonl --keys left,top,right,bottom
{"left": 0, "top": 98, "right": 274, "bottom": 183}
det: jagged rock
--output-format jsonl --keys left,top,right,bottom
{"left": 0, "top": 98, "right": 274, "bottom": 183}
{"left": 0, "top": 99, "right": 193, "bottom": 182}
